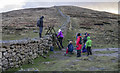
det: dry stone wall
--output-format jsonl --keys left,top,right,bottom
{"left": 0, "top": 35, "right": 53, "bottom": 71}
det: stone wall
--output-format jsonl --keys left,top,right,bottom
{"left": 0, "top": 35, "right": 53, "bottom": 71}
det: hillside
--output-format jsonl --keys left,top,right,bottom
{"left": 2, "top": 7, "right": 64, "bottom": 27}
{"left": 1, "top": 6, "right": 119, "bottom": 71}
{"left": 2, "top": 6, "right": 119, "bottom": 48}
{"left": 2, "top": 7, "right": 66, "bottom": 40}
{"left": 58, "top": 6, "right": 119, "bottom": 48}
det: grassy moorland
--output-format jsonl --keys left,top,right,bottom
{"left": 2, "top": 6, "right": 119, "bottom": 72}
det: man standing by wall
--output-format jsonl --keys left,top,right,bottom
{"left": 37, "top": 16, "right": 44, "bottom": 38}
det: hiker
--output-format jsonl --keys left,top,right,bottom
{"left": 37, "top": 16, "right": 44, "bottom": 38}
{"left": 64, "top": 40, "right": 74, "bottom": 55}
{"left": 83, "top": 32, "right": 88, "bottom": 45}
{"left": 57, "top": 29, "right": 64, "bottom": 48}
{"left": 85, "top": 36, "right": 92, "bottom": 56}
{"left": 76, "top": 33, "right": 82, "bottom": 57}
{"left": 82, "top": 32, "right": 88, "bottom": 53}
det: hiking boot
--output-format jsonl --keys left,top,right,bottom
{"left": 77, "top": 56, "right": 81, "bottom": 57}
{"left": 71, "top": 52, "right": 74, "bottom": 54}
{"left": 64, "top": 53, "right": 67, "bottom": 56}
{"left": 39, "top": 33, "right": 42, "bottom": 38}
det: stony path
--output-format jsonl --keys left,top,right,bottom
{"left": 50, "top": 48, "right": 119, "bottom": 60}
{"left": 92, "top": 48, "right": 119, "bottom": 57}
{"left": 17, "top": 48, "right": 118, "bottom": 71}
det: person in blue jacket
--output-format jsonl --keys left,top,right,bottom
{"left": 64, "top": 41, "right": 74, "bottom": 55}
{"left": 82, "top": 32, "right": 88, "bottom": 53}
{"left": 82, "top": 33, "right": 90, "bottom": 53}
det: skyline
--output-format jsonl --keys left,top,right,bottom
{"left": 0, "top": 0, "right": 119, "bottom": 14}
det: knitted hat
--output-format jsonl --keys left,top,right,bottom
{"left": 40, "top": 16, "right": 44, "bottom": 19}
{"left": 58, "top": 29, "right": 61, "bottom": 32}
{"left": 84, "top": 32, "right": 87, "bottom": 35}
{"left": 87, "top": 33, "right": 90, "bottom": 36}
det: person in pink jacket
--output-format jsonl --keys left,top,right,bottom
{"left": 76, "top": 33, "right": 82, "bottom": 57}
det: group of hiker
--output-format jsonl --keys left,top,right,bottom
{"left": 56, "top": 28, "right": 92, "bottom": 57}
{"left": 37, "top": 16, "right": 92, "bottom": 57}
{"left": 64, "top": 32, "right": 92, "bottom": 57}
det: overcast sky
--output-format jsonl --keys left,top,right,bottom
{"left": 0, "top": 0, "right": 119, "bottom": 14}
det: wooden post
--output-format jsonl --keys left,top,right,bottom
{"left": 45, "top": 26, "right": 62, "bottom": 50}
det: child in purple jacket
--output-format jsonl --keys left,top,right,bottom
{"left": 57, "top": 29, "right": 64, "bottom": 48}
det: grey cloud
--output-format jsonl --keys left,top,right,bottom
{"left": 22, "top": 2, "right": 118, "bottom": 13}
{"left": 0, "top": 5, "right": 24, "bottom": 13}
{"left": 0, "top": 1, "right": 118, "bottom": 14}
{"left": 25, "top": 0, "right": 119, "bottom": 2}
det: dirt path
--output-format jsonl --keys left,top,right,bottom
{"left": 50, "top": 48, "right": 118, "bottom": 60}
{"left": 16, "top": 48, "right": 118, "bottom": 71}
{"left": 49, "top": 49, "right": 70, "bottom": 60}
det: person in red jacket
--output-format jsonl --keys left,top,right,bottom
{"left": 76, "top": 33, "right": 82, "bottom": 57}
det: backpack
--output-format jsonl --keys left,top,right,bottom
{"left": 83, "top": 36, "right": 87, "bottom": 44}
{"left": 79, "top": 37, "right": 82, "bottom": 44}
{"left": 68, "top": 44, "right": 73, "bottom": 52}
{"left": 37, "top": 20, "right": 40, "bottom": 27}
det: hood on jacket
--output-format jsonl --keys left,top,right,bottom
{"left": 77, "top": 36, "right": 81, "bottom": 38}
{"left": 40, "top": 16, "right": 44, "bottom": 19}
{"left": 87, "top": 36, "right": 90, "bottom": 40}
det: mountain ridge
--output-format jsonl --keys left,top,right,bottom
{"left": 2, "top": 6, "right": 119, "bottom": 47}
